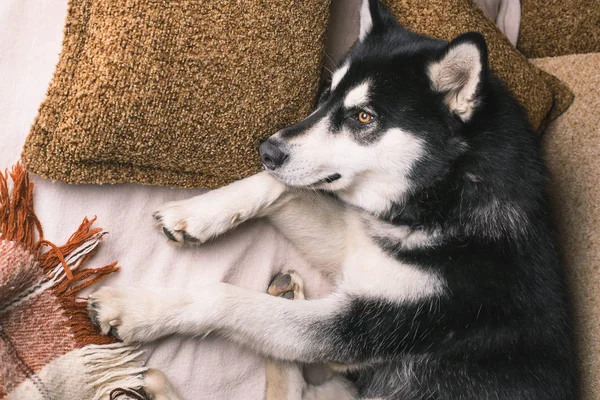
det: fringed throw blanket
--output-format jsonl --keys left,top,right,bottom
{"left": 0, "top": 164, "right": 148, "bottom": 399}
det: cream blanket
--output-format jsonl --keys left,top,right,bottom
{"left": 0, "top": 1, "right": 520, "bottom": 398}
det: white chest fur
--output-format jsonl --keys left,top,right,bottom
{"left": 339, "top": 213, "right": 444, "bottom": 303}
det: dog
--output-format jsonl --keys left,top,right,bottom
{"left": 88, "top": 1, "right": 578, "bottom": 398}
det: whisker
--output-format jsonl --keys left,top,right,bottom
{"left": 324, "top": 52, "right": 337, "bottom": 66}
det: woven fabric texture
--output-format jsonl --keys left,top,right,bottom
{"left": 518, "top": 0, "right": 600, "bottom": 58}
{"left": 22, "top": 0, "right": 330, "bottom": 188}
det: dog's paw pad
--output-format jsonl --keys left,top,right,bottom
{"left": 162, "top": 227, "right": 178, "bottom": 242}
{"left": 267, "top": 270, "right": 305, "bottom": 300}
{"left": 152, "top": 197, "right": 232, "bottom": 245}
{"left": 87, "top": 288, "right": 131, "bottom": 341}
{"left": 156, "top": 215, "right": 200, "bottom": 245}
{"left": 182, "top": 231, "right": 200, "bottom": 243}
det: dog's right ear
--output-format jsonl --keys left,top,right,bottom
{"left": 359, "top": 0, "right": 399, "bottom": 41}
{"left": 427, "top": 32, "right": 488, "bottom": 122}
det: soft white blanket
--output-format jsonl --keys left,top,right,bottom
{"left": 0, "top": 1, "right": 331, "bottom": 399}
{"left": 0, "top": 1, "right": 520, "bottom": 398}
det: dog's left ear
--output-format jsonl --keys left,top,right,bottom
{"left": 359, "top": 0, "right": 399, "bottom": 41}
{"left": 428, "top": 32, "right": 488, "bottom": 122}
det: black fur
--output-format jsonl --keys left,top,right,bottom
{"left": 303, "top": 1, "right": 577, "bottom": 398}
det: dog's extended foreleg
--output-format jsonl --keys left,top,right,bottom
{"left": 88, "top": 284, "right": 442, "bottom": 365}
{"left": 153, "top": 172, "right": 288, "bottom": 244}
{"left": 89, "top": 284, "right": 346, "bottom": 362}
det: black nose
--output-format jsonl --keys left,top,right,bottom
{"left": 259, "top": 139, "right": 288, "bottom": 170}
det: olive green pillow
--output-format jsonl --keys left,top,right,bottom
{"left": 22, "top": 0, "right": 329, "bottom": 188}
{"left": 381, "top": 0, "right": 573, "bottom": 132}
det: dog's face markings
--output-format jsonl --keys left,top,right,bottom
{"left": 331, "top": 62, "right": 350, "bottom": 91}
{"left": 261, "top": 0, "right": 487, "bottom": 215}
{"left": 343, "top": 81, "right": 370, "bottom": 109}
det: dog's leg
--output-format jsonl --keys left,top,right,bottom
{"left": 153, "top": 172, "right": 288, "bottom": 244}
{"left": 143, "top": 369, "right": 182, "bottom": 400}
{"left": 88, "top": 280, "right": 437, "bottom": 366}
{"left": 88, "top": 283, "right": 349, "bottom": 361}
{"left": 265, "top": 271, "right": 307, "bottom": 400}
{"left": 153, "top": 170, "right": 348, "bottom": 277}
{"left": 265, "top": 271, "right": 358, "bottom": 400}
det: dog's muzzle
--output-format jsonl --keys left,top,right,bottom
{"left": 259, "top": 139, "right": 288, "bottom": 170}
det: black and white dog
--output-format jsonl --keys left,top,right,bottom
{"left": 89, "top": 1, "right": 578, "bottom": 398}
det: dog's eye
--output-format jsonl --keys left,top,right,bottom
{"left": 357, "top": 111, "right": 372, "bottom": 123}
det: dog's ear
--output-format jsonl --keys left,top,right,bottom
{"left": 428, "top": 32, "right": 488, "bottom": 122}
{"left": 359, "top": 0, "right": 398, "bottom": 41}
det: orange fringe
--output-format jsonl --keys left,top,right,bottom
{"left": 0, "top": 162, "right": 120, "bottom": 347}
{"left": 0, "top": 163, "right": 43, "bottom": 250}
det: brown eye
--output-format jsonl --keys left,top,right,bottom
{"left": 358, "top": 111, "right": 372, "bottom": 123}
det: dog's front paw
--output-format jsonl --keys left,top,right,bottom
{"left": 152, "top": 193, "right": 245, "bottom": 245}
{"left": 88, "top": 287, "right": 166, "bottom": 344}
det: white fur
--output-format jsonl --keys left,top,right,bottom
{"left": 428, "top": 42, "right": 482, "bottom": 121}
{"left": 93, "top": 187, "right": 444, "bottom": 345}
{"left": 272, "top": 121, "right": 424, "bottom": 216}
{"left": 365, "top": 218, "right": 443, "bottom": 250}
{"left": 343, "top": 81, "right": 371, "bottom": 109}
{"left": 340, "top": 213, "right": 444, "bottom": 302}
{"left": 331, "top": 62, "right": 350, "bottom": 90}
{"left": 153, "top": 171, "right": 287, "bottom": 243}
{"left": 266, "top": 192, "right": 348, "bottom": 276}
{"left": 302, "top": 375, "right": 357, "bottom": 400}
{"left": 336, "top": 128, "right": 425, "bottom": 215}
{"left": 359, "top": 0, "right": 373, "bottom": 41}
{"left": 144, "top": 369, "right": 182, "bottom": 400}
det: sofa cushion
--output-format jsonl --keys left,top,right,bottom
{"left": 519, "top": 0, "right": 600, "bottom": 58}
{"left": 534, "top": 53, "right": 600, "bottom": 399}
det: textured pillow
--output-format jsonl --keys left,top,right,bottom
{"left": 518, "top": 0, "right": 600, "bottom": 58}
{"left": 22, "top": 0, "right": 329, "bottom": 188}
{"left": 379, "top": 0, "right": 573, "bottom": 132}
{"left": 535, "top": 53, "right": 600, "bottom": 400}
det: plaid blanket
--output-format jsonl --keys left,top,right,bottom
{"left": 0, "top": 164, "right": 148, "bottom": 399}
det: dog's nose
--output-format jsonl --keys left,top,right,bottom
{"left": 259, "top": 139, "right": 288, "bottom": 170}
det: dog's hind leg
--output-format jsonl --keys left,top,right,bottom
{"left": 265, "top": 271, "right": 307, "bottom": 400}
{"left": 143, "top": 369, "right": 182, "bottom": 400}
{"left": 265, "top": 271, "right": 357, "bottom": 400}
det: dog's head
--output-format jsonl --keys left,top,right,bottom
{"left": 260, "top": 0, "right": 489, "bottom": 215}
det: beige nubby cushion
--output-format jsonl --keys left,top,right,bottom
{"left": 535, "top": 53, "right": 600, "bottom": 400}
{"left": 22, "top": 0, "right": 330, "bottom": 188}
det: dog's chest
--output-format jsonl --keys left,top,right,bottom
{"left": 339, "top": 213, "right": 443, "bottom": 303}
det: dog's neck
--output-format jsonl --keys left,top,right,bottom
{"left": 337, "top": 177, "right": 450, "bottom": 237}
{"left": 336, "top": 173, "right": 412, "bottom": 218}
